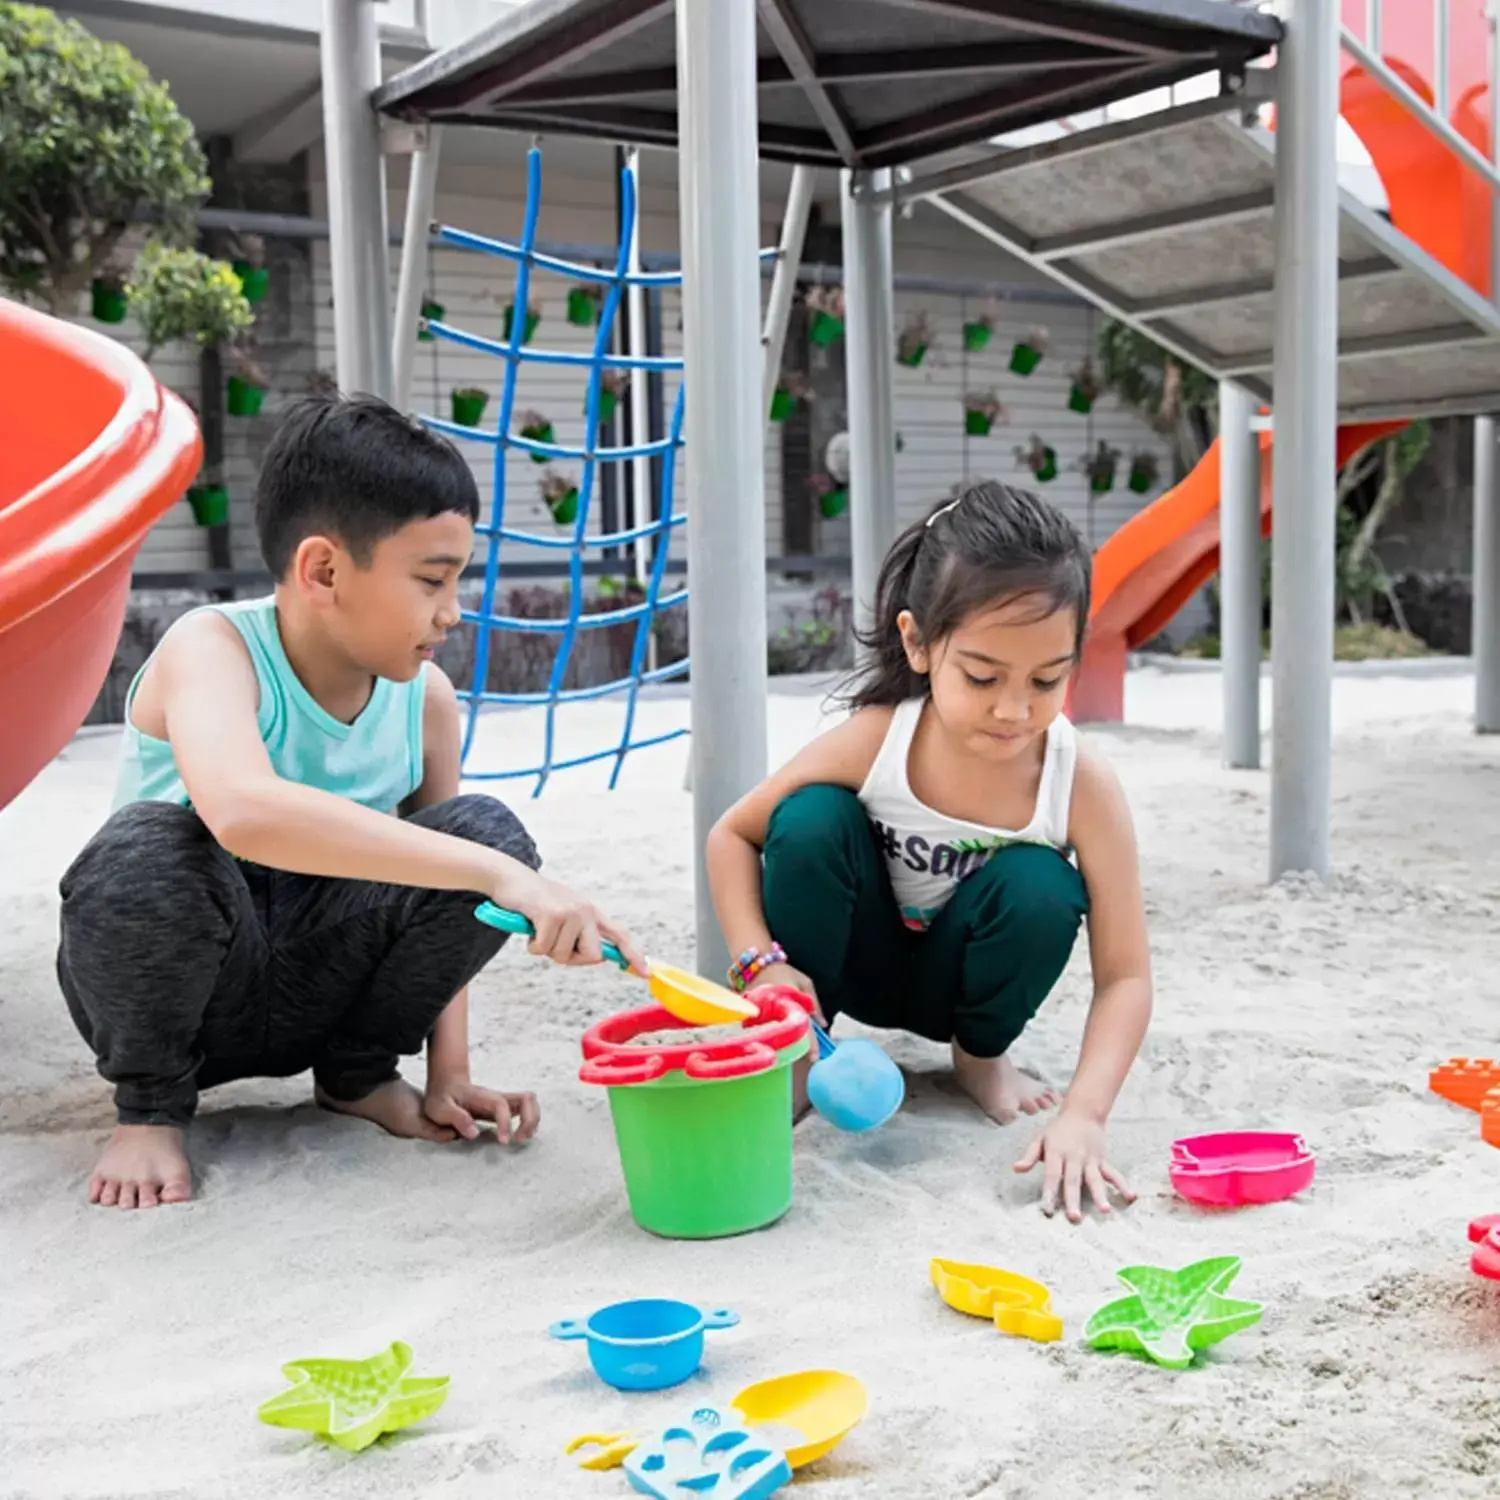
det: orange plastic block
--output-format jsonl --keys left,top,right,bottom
{"left": 1482, "top": 1089, "right": 1500, "bottom": 1149}
{"left": 1429, "top": 1058, "right": 1500, "bottom": 1114}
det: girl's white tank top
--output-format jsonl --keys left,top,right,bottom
{"left": 857, "top": 696, "right": 1079, "bottom": 931}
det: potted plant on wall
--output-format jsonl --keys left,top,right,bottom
{"left": 450, "top": 386, "right": 489, "bottom": 427}
{"left": 589, "top": 368, "right": 629, "bottom": 423}
{"left": 503, "top": 297, "right": 541, "bottom": 344}
{"left": 1081, "top": 440, "right": 1121, "bottom": 493}
{"left": 1068, "top": 357, "right": 1103, "bottom": 415}
{"left": 807, "top": 472, "right": 848, "bottom": 520}
{"left": 897, "top": 311, "right": 934, "bottom": 368}
{"left": 1015, "top": 433, "right": 1059, "bottom": 483}
{"left": 225, "top": 349, "right": 269, "bottom": 417}
{"left": 517, "top": 409, "right": 555, "bottom": 461}
{"left": 0, "top": 6, "right": 210, "bottom": 316}
{"left": 962, "top": 297, "right": 999, "bottom": 353}
{"left": 126, "top": 240, "right": 254, "bottom": 360}
{"left": 230, "top": 232, "right": 269, "bottom": 303}
{"left": 418, "top": 297, "right": 445, "bottom": 341}
{"left": 90, "top": 259, "right": 130, "bottom": 324}
{"left": 770, "top": 371, "right": 811, "bottom": 422}
{"left": 1009, "top": 325, "right": 1050, "bottom": 376}
{"left": 1128, "top": 449, "right": 1161, "bottom": 494}
{"left": 541, "top": 468, "right": 581, "bottom": 527}
{"left": 805, "top": 284, "right": 845, "bottom": 347}
{"left": 962, "top": 389, "right": 1006, "bottom": 437}
{"left": 567, "top": 279, "right": 605, "bottom": 327}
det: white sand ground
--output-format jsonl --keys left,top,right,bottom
{"left": 3, "top": 661, "right": 1499, "bottom": 1500}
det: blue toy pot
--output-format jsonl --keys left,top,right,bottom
{"left": 806, "top": 1024, "right": 905, "bottom": 1133}
{"left": 548, "top": 1299, "right": 739, "bottom": 1391}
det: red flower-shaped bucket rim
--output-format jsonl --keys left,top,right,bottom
{"left": 578, "top": 985, "right": 813, "bottom": 1086}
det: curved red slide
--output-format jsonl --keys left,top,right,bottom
{"left": 0, "top": 298, "right": 201, "bottom": 811}
{"left": 1070, "top": 57, "right": 1466, "bottom": 722}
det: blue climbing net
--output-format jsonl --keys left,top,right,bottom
{"left": 419, "top": 147, "right": 688, "bottom": 796}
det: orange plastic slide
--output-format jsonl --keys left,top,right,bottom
{"left": 1070, "top": 58, "right": 1478, "bottom": 721}
{"left": 0, "top": 298, "right": 201, "bottom": 811}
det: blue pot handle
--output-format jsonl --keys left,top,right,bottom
{"left": 701, "top": 1308, "right": 740, "bottom": 1332}
{"left": 548, "top": 1317, "right": 589, "bottom": 1341}
{"left": 475, "top": 901, "right": 630, "bottom": 971}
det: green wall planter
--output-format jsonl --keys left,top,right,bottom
{"left": 547, "top": 488, "right": 580, "bottom": 526}
{"left": 226, "top": 376, "right": 265, "bottom": 417}
{"left": 520, "top": 421, "right": 554, "bottom": 461}
{"left": 1068, "top": 384, "right": 1096, "bottom": 415}
{"left": 418, "top": 299, "right": 445, "bottom": 341}
{"left": 504, "top": 304, "right": 540, "bottom": 343}
{"left": 769, "top": 387, "right": 796, "bottom": 422}
{"left": 964, "top": 409, "right": 994, "bottom": 437}
{"left": 451, "top": 389, "right": 488, "bottom": 426}
{"left": 91, "top": 281, "right": 128, "bottom": 324}
{"left": 818, "top": 487, "right": 848, "bottom": 519}
{"left": 233, "top": 261, "right": 269, "bottom": 303}
{"left": 1010, "top": 341, "right": 1043, "bottom": 375}
{"left": 962, "top": 321, "right": 992, "bottom": 352}
{"left": 808, "top": 309, "right": 843, "bottom": 347}
{"left": 187, "top": 484, "right": 229, "bottom": 527}
{"left": 567, "top": 287, "right": 601, "bottom": 326}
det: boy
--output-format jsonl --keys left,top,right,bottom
{"left": 57, "top": 393, "right": 642, "bottom": 1209}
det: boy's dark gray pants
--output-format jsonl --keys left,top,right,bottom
{"left": 56, "top": 794, "right": 539, "bottom": 1129}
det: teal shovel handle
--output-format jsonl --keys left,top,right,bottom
{"left": 474, "top": 901, "right": 631, "bottom": 970}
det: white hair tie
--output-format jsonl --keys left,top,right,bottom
{"left": 925, "top": 498, "right": 961, "bottom": 529}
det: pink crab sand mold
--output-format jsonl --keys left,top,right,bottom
{"left": 1469, "top": 1215, "right": 1500, "bottom": 1281}
{"left": 1169, "top": 1132, "right": 1315, "bottom": 1208}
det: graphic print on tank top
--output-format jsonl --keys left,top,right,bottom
{"left": 857, "top": 697, "right": 1078, "bottom": 931}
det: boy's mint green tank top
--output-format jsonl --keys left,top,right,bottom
{"left": 114, "top": 597, "right": 428, "bottom": 814}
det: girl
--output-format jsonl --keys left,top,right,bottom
{"left": 706, "top": 480, "right": 1152, "bottom": 1223}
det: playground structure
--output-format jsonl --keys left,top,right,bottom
{"left": 3, "top": 1, "right": 1499, "bottom": 976}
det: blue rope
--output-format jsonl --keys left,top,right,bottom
{"left": 421, "top": 145, "right": 695, "bottom": 794}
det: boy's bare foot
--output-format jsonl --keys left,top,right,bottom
{"left": 89, "top": 1124, "right": 192, "bottom": 1209}
{"left": 952, "top": 1044, "right": 1059, "bottom": 1126}
{"left": 315, "top": 1078, "right": 458, "bottom": 1142}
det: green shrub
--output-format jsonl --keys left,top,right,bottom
{"left": 126, "top": 241, "right": 253, "bottom": 359}
{"left": 0, "top": 3, "right": 209, "bottom": 310}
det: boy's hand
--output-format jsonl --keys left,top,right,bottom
{"left": 1013, "top": 1108, "right": 1134, "bottom": 1223}
{"left": 497, "top": 868, "right": 646, "bottom": 973}
{"left": 424, "top": 1073, "right": 540, "bottom": 1145}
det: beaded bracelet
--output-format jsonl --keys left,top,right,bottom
{"left": 727, "top": 942, "right": 788, "bottom": 993}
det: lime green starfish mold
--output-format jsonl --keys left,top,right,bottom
{"left": 256, "top": 1340, "right": 450, "bottom": 1452}
{"left": 1083, "top": 1255, "right": 1263, "bottom": 1370}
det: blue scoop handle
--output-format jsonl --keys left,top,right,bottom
{"left": 474, "top": 900, "right": 631, "bottom": 970}
{"left": 809, "top": 1016, "right": 837, "bottom": 1062}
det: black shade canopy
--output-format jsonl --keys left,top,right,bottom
{"left": 375, "top": 0, "right": 1282, "bottom": 170}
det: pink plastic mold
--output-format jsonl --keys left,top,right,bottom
{"left": 1169, "top": 1131, "right": 1316, "bottom": 1208}
{"left": 1468, "top": 1214, "right": 1500, "bottom": 1281}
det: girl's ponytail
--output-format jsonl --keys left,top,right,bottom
{"left": 839, "top": 513, "right": 929, "bottom": 709}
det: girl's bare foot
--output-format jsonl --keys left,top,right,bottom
{"left": 952, "top": 1044, "right": 1060, "bottom": 1126}
{"left": 315, "top": 1078, "right": 457, "bottom": 1142}
{"left": 89, "top": 1124, "right": 192, "bottom": 1209}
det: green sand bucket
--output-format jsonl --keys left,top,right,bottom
{"left": 579, "top": 993, "right": 811, "bottom": 1239}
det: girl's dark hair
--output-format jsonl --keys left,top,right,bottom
{"left": 839, "top": 479, "right": 1091, "bottom": 710}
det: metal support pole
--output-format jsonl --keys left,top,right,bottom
{"left": 677, "top": 0, "right": 768, "bottom": 976}
{"left": 624, "top": 148, "right": 655, "bottom": 660}
{"left": 1435, "top": 0, "right": 1451, "bottom": 121}
{"left": 841, "top": 166, "right": 898, "bottom": 643}
{"left": 391, "top": 125, "right": 443, "bottom": 413}
{"left": 1269, "top": 0, "right": 1340, "bottom": 879}
{"left": 321, "top": 0, "right": 393, "bottom": 400}
{"left": 1219, "top": 380, "right": 1262, "bottom": 769}
{"left": 1478, "top": 4, "right": 1500, "bottom": 732}
{"left": 1365, "top": 0, "right": 1380, "bottom": 55}
{"left": 761, "top": 165, "right": 815, "bottom": 418}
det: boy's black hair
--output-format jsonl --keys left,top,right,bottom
{"left": 255, "top": 392, "right": 481, "bottom": 577}
{"left": 839, "top": 479, "right": 1091, "bottom": 710}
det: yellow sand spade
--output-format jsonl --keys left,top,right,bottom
{"left": 930, "top": 1258, "right": 1063, "bottom": 1343}
{"left": 474, "top": 902, "right": 756, "bottom": 1025}
{"left": 565, "top": 1368, "right": 867, "bottom": 1473}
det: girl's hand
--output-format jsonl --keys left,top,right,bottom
{"left": 424, "top": 1073, "right": 541, "bottom": 1145}
{"left": 748, "top": 963, "right": 824, "bottom": 1023}
{"left": 1013, "top": 1108, "right": 1134, "bottom": 1223}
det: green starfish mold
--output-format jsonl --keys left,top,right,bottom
{"left": 256, "top": 1340, "right": 450, "bottom": 1452}
{"left": 1083, "top": 1255, "right": 1264, "bottom": 1370}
